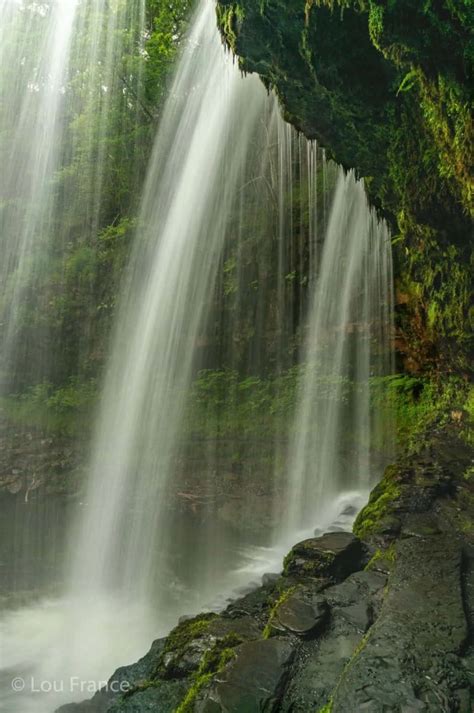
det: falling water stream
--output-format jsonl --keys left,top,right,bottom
{"left": 281, "top": 169, "right": 394, "bottom": 549}
{"left": 0, "top": 0, "right": 393, "bottom": 710}
{"left": 0, "top": 0, "right": 77, "bottom": 388}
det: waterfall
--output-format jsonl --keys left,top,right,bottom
{"left": 0, "top": 0, "right": 77, "bottom": 390}
{"left": 0, "top": 0, "right": 145, "bottom": 392}
{"left": 0, "top": 0, "right": 146, "bottom": 595}
{"left": 0, "top": 1, "right": 394, "bottom": 711}
{"left": 282, "top": 168, "right": 394, "bottom": 545}
{"left": 68, "top": 0, "right": 271, "bottom": 614}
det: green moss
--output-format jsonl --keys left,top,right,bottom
{"left": 371, "top": 375, "right": 472, "bottom": 454}
{"left": 216, "top": 4, "right": 245, "bottom": 52}
{"left": 464, "top": 466, "right": 474, "bottom": 482}
{"left": 368, "top": 2, "right": 384, "bottom": 52}
{"left": 347, "top": 630, "right": 370, "bottom": 665}
{"left": 263, "top": 585, "right": 298, "bottom": 638}
{"left": 157, "top": 613, "right": 217, "bottom": 677}
{"left": 365, "top": 543, "right": 397, "bottom": 571}
{"left": 282, "top": 551, "right": 292, "bottom": 576}
{"left": 318, "top": 700, "right": 333, "bottom": 713}
{"left": 175, "top": 634, "right": 241, "bottom": 712}
{"left": 353, "top": 465, "right": 401, "bottom": 540}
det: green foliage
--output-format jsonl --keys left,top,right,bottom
{"left": 185, "top": 367, "right": 301, "bottom": 439}
{"left": 216, "top": 4, "right": 245, "bottom": 52}
{"left": 371, "top": 374, "right": 471, "bottom": 454}
{"left": 396, "top": 69, "right": 419, "bottom": 95}
{"left": 1, "top": 378, "right": 97, "bottom": 435}
{"left": 368, "top": 2, "right": 384, "bottom": 52}
{"left": 0, "top": 0, "right": 195, "bottom": 395}
{"left": 144, "top": 0, "right": 194, "bottom": 106}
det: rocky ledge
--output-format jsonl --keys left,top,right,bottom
{"left": 59, "top": 424, "right": 474, "bottom": 713}
{"left": 0, "top": 416, "right": 85, "bottom": 498}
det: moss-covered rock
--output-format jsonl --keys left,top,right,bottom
{"left": 157, "top": 613, "right": 218, "bottom": 679}
{"left": 353, "top": 465, "right": 402, "bottom": 541}
{"left": 355, "top": 422, "right": 474, "bottom": 546}
{"left": 283, "top": 532, "right": 365, "bottom": 580}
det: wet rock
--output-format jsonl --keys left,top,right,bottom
{"left": 341, "top": 504, "right": 357, "bottom": 517}
{"left": 164, "top": 636, "right": 211, "bottom": 677}
{"left": 454, "top": 688, "right": 471, "bottom": 713}
{"left": 178, "top": 614, "right": 194, "bottom": 624}
{"left": 283, "top": 532, "right": 365, "bottom": 582}
{"left": 273, "top": 593, "right": 329, "bottom": 637}
{"left": 262, "top": 572, "right": 280, "bottom": 586}
{"left": 207, "top": 614, "right": 261, "bottom": 641}
{"left": 338, "top": 601, "right": 372, "bottom": 633}
{"left": 161, "top": 613, "right": 262, "bottom": 680}
{"left": 56, "top": 639, "right": 167, "bottom": 713}
{"left": 0, "top": 418, "right": 85, "bottom": 498}
{"left": 376, "top": 515, "right": 402, "bottom": 536}
{"left": 401, "top": 512, "right": 441, "bottom": 538}
{"left": 279, "top": 567, "right": 386, "bottom": 711}
{"left": 331, "top": 535, "right": 470, "bottom": 712}
{"left": 223, "top": 581, "right": 275, "bottom": 623}
{"left": 108, "top": 680, "right": 189, "bottom": 712}
{"left": 197, "top": 637, "right": 294, "bottom": 712}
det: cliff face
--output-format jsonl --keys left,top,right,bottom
{"left": 216, "top": 0, "right": 473, "bottom": 374}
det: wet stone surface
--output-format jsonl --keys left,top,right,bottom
{"left": 197, "top": 638, "right": 295, "bottom": 713}
{"left": 283, "top": 531, "right": 366, "bottom": 582}
{"left": 273, "top": 592, "right": 329, "bottom": 636}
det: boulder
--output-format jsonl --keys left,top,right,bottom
{"left": 283, "top": 532, "right": 365, "bottom": 582}
{"left": 198, "top": 638, "right": 294, "bottom": 712}
{"left": 331, "top": 535, "right": 470, "bottom": 712}
{"left": 273, "top": 593, "right": 329, "bottom": 637}
{"left": 107, "top": 681, "right": 188, "bottom": 713}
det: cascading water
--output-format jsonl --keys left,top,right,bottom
{"left": 0, "top": 1, "right": 394, "bottom": 711}
{"left": 68, "top": 0, "right": 272, "bottom": 617}
{"left": 281, "top": 168, "right": 394, "bottom": 547}
{"left": 0, "top": 0, "right": 145, "bottom": 392}
{"left": 0, "top": 0, "right": 77, "bottom": 389}
{"left": 0, "top": 2, "right": 284, "bottom": 710}
{"left": 0, "top": 1, "right": 147, "bottom": 710}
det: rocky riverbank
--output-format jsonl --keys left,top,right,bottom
{"left": 58, "top": 421, "right": 474, "bottom": 712}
